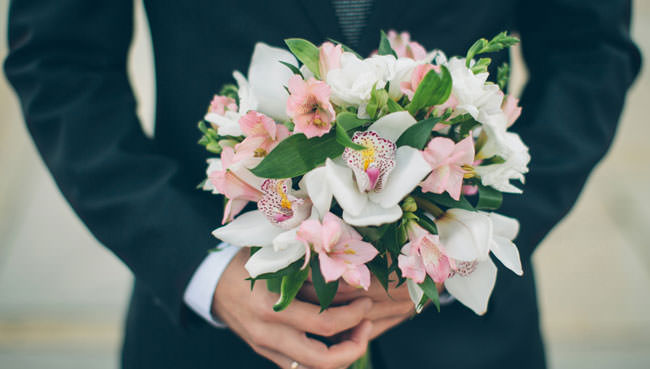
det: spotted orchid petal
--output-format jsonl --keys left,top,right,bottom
{"left": 444, "top": 258, "right": 497, "bottom": 315}
{"left": 369, "top": 146, "right": 431, "bottom": 208}
{"left": 258, "top": 179, "right": 312, "bottom": 229}
{"left": 343, "top": 131, "right": 396, "bottom": 193}
{"left": 366, "top": 111, "right": 418, "bottom": 142}
{"left": 212, "top": 210, "right": 283, "bottom": 248}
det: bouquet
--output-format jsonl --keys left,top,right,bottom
{"left": 198, "top": 30, "right": 529, "bottom": 316}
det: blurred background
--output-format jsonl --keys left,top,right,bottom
{"left": 0, "top": 1, "right": 648, "bottom": 368}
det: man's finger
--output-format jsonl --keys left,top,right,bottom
{"left": 325, "top": 320, "right": 373, "bottom": 369}
{"left": 252, "top": 344, "right": 314, "bottom": 369}
{"left": 369, "top": 315, "right": 408, "bottom": 340}
{"left": 365, "top": 299, "right": 415, "bottom": 321}
{"left": 273, "top": 297, "right": 373, "bottom": 337}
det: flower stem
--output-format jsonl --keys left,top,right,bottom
{"left": 412, "top": 196, "right": 445, "bottom": 218}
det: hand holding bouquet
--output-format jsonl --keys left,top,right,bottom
{"left": 198, "top": 30, "right": 529, "bottom": 316}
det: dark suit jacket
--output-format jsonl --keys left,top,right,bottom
{"left": 4, "top": 0, "right": 640, "bottom": 368}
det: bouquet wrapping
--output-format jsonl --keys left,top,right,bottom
{"left": 198, "top": 30, "right": 529, "bottom": 316}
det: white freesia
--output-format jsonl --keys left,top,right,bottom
{"left": 446, "top": 57, "right": 503, "bottom": 120}
{"left": 302, "top": 112, "right": 431, "bottom": 227}
{"left": 327, "top": 53, "right": 397, "bottom": 117}
{"left": 204, "top": 71, "right": 253, "bottom": 137}
{"left": 212, "top": 208, "right": 318, "bottom": 277}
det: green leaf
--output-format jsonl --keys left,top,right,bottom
{"left": 335, "top": 122, "right": 366, "bottom": 150}
{"left": 367, "top": 256, "right": 389, "bottom": 292}
{"left": 470, "top": 57, "right": 491, "bottom": 74}
{"left": 273, "top": 264, "right": 310, "bottom": 312}
{"left": 418, "top": 275, "right": 440, "bottom": 312}
{"left": 476, "top": 184, "right": 503, "bottom": 210}
{"left": 454, "top": 116, "right": 481, "bottom": 139}
{"left": 198, "top": 135, "right": 210, "bottom": 146}
{"left": 285, "top": 38, "right": 321, "bottom": 79}
{"left": 356, "top": 224, "right": 391, "bottom": 244}
{"left": 416, "top": 212, "right": 438, "bottom": 235}
{"left": 366, "top": 86, "right": 389, "bottom": 119}
{"left": 379, "top": 223, "right": 401, "bottom": 255}
{"left": 310, "top": 255, "right": 339, "bottom": 311}
{"left": 396, "top": 117, "right": 441, "bottom": 149}
{"left": 219, "top": 84, "right": 239, "bottom": 101}
{"left": 279, "top": 61, "right": 304, "bottom": 77}
{"left": 497, "top": 62, "right": 510, "bottom": 91}
{"left": 418, "top": 191, "right": 476, "bottom": 212}
{"left": 466, "top": 38, "right": 488, "bottom": 67}
{"left": 466, "top": 32, "right": 519, "bottom": 67}
{"left": 249, "top": 258, "right": 302, "bottom": 280}
{"left": 386, "top": 98, "right": 404, "bottom": 113}
{"left": 206, "top": 142, "right": 222, "bottom": 154}
{"left": 251, "top": 132, "right": 344, "bottom": 178}
{"left": 378, "top": 30, "right": 397, "bottom": 58}
{"left": 266, "top": 277, "right": 282, "bottom": 294}
{"left": 336, "top": 112, "right": 369, "bottom": 131}
{"left": 406, "top": 66, "right": 452, "bottom": 115}
{"left": 198, "top": 120, "right": 209, "bottom": 134}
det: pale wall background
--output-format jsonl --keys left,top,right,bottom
{"left": 0, "top": 1, "right": 649, "bottom": 368}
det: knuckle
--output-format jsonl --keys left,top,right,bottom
{"left": 316, "top": 319, "right": 337, "bottom": 336}
{"left": 249, "top": 329, "right": 267, "bottom": 346}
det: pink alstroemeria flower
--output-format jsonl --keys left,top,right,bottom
{"left": 319, "top": 42, "right": 342, "bottom": 79}
{"left": 208, "top": 95, "right": 238, "bottom": 116}
{"left": 208, "top": 146, "right": 263, "bottom": 223}
{"left": 502, "top": 94, "right": 522, "bottom": 128}
{"left": 398, "top": 221, "right": 454, "bottom": 284}
{"left": 258, "top": 178, "right": 312, "bottom": 230}
{"left": 420, "top": 136, "right": 475, "bottom": 201}
{"left": 297, "top": 213, "right": 378, "bottom": 290}
{"left": 387, "top": 30, "right": 427, "bottom": 60}
{"left": 286, "top": 75, "right": 336, "bottom": 138}
{"left": 236, "top": 110, "right": 290, "bottom": 158}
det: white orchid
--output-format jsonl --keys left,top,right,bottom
{"left": 406, "top": 209, "right": 523, "bottom": 315}
{"left": 300, "top": 112, "right": 432, "bottom": 227}
{"left": 212, "top": 180, "right": 314, "bottom": 277}
{"left": 205, "top": 43, "right": 298, "bottom": 136}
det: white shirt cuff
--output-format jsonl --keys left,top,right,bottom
{"left": 183, "top": 243, "right": 241, "bottom": 328}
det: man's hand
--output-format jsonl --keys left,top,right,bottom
{"left": 300, "top": 276, "right": 442, "bottom": 340}
{"left": 213, "top": 249, "right": 374, "bottom": 369}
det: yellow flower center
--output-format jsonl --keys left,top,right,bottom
{"left": 360, "top": 139, "right": 376, "bottom": 170}
{"left": 276, "top": 181, "right": 292, "bottom": 210}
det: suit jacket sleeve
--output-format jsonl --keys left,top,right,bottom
{"left": 4, "top": 0, "right": 219, "bottom": 324}
{"left": 502, "top": 0, "right": 642, "bottom": 261}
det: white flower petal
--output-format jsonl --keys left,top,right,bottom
{"left": 325, "top": 158, "right": 368, "bottom": 217}
{"left": 233, "top": 71, "right": 258, "bottom": 114}
{"left": 367, "top": 111, "right": 417, "bottom": 142}
{"left": 487, "top": 212, "right": 519, "bottom": 241}
{"left": 407, "top": 279, "right": 425, "bottom": 313}
{"left": 299, "top": 167, "right": 332, "bottom": 219}
{"left": 248, "top": 43, "right": 297, "bottom": 121}
{"left": 369, "top": 146, "right": 431, "bottom": 208}
{"left": 490, "top": 237, "right": 523, "bottom": 276}
{"left": 273, "top": 228, "right": 300, "bottom": 252}
{"left": 245, "top": 242, "right": 305, "bottom": 278}
{"left": 437, "top": 209, "right": 492, "bottom": 261}
{"left": 205, "top": 111, "right": 244, "bottom": 137}
{"left": 444, "top": 258, "right": 497, "bottom": 315}
{"left": 212, "top": 210, "right": 282, "bottom": 247}
{"left": 342, "top": 201, "right": 402, "bottom": 227}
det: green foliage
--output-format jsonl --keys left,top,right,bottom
{"left": 418, "top": 275, "right": 441, "bottom": 312}
{"left": 219, "top": 84, "right": 239, "bottom": 102}
{"left": 266, "top": 277, "right": 282, "bottom": 294}
{"left": 378, "top": 30, "right": 398, "bottom": 58}
{"left": 367, "top": 256, "right": 389, "bottom": 292}
{"left": 250, "top": 132, "right": 345, "bottom": 178}
{"left": 336, "top": 112, "right": 369, "bottom": 131}
{"left": 416, "top": 190, "right": 476, "bottom": 212}
{"left": 285, "top": 38, "right": 321, "bottom": 79}
{"left": 497, "top": 62, "right": 510, "bottom": 91}
{"left": 366, "top": 86, "right": 389, "bottom": 119}
{"left": 279, "top": 61, "right": 304, "bottom": 77}
{"left": 406, "top": 66, "right": 452, "bottom": 115}
{"left": 415, "top": 212, "right": 438, "bottom": 235}
{"left": 476, "top": 184, "right": 503, "bottom": 210}
{"left": 197, "top": 120, "right": 224, "bottom": 154}
{"left": 470, "top": 57, "right": 492, "bottom": 74}
{"left": 273, "top": 265, "right": 310, "bottom": 312}
{"left": 386, "top": 98, "right": 404, "bottom": 113}
{"left": 335, "top": 122, "right": 366, "bottom": 150}
{"left": 465, "top": 31, "right": 519, "bottom": 67}
{"left": 396, "top": 117, "right": 441, "bottom": 149}
{"left": 310, "top": 255, "right": 339, "bottom": 311}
